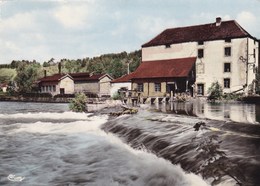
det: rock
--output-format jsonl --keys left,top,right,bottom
{"left": 109, "top": 106, "right": 138, "bottom": 116}
{"left": 193, "top": 121, "right": 206, "bottom": 131}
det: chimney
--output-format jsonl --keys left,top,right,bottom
{"left": 216, "top": 17, "right": 222, "bottom": 26}
{"left": 58, "top": 62, "right": 61, "bottom": 74}
{"left": 44, "top": 70, "right": 47, "bottom": 77}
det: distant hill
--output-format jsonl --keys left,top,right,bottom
{"left": 0, "top": 50, "right": 141, "bottom": 82}
{"left": 43, "top": 50, "right": 141, "bottom": 79}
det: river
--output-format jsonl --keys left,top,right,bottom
{"left": 0, "top": 101, "right": 259, "bottom": 186}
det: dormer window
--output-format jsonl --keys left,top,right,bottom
{"left": 165, "top": 44, "right": 171, "bottom": 48}
{"left": 225, "top": 38, "right": 231, "bottom": 43}
{"left": 198, "top": 41, "right": 204, "bottom": 45}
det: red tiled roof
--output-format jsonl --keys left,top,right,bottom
{"left": 142, "top": 20, "right": 252, "bottom": 47}
{"left": 69, "top": 72, "right": 90, "bottom": 81}
{"left": 0, "top": 83, "right": 8, "bottom": 87}
{"left": 38, "top": 74, "right": 67, "bottom": 82}
{"left": 111, "top": 73, "right": 135, "bottom": 83}
{"left": 131, "top": 57, "right": 196, "bottom": 79}
{"left": 71, "top": 73, "right": 113, "bottom": 82}
{"left": 38, "top": 73, "right": 112, "bottom": 84}
{"left": 88, "top": 74, "right": 105, "bottom": 80}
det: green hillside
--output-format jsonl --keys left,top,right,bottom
{"left": 0, "top": 68, "right": 16, "bottom": 83}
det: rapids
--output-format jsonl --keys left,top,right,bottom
{"left": 103, "top": 102, "right": 260, "bottom": 186}
{"left": 0, "top": 101, "right": 208, "bottom": 186}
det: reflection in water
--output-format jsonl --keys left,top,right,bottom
{"left": 153, "top": 100, "right": 260, "bottom": 124}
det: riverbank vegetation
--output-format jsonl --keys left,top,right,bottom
{"left": 69, "top": 93, "right": 87, "bottom": 112}
{"left": 207, "top": 81, "right": 243, "bottom": 102}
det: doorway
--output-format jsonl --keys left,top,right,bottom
{"left": 60, "top": 88, "right": 65, "bottom": 95}
{"left": 167, "top": 83, "right": 175, "bottom": 96}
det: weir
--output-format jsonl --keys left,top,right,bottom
{"left": 102, "top": 108, "right": 260, "bottom": 186}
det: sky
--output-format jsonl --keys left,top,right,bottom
{"left": 0, "top": 0, "right": 259, "bottom": 64}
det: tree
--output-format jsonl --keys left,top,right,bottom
{"left": 43, "top": 61, "right": 50, "bottom": 67}
{"left": 69, "top": 93, "right": 87, "bottom": 112}
{"left": 207, "top": 81, "right": 223, "bottom": 101}
{"left": 15, "top": 63, "right": 41, "bottom": 93}
{"left": 108, "top": 59, "right": 127, "bottom": 78}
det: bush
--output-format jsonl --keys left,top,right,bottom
{"left": 54, "top": 94, "right": 75, "bottom": 98}
{"left": 21, "top": 92, "right": 52, "bottom": 98}
{"left": 69, "top": 93, "right": 87, "bottom": 112}
{"left": 207, "top": 81, "right": 223, "bottom": 101}
{"left": 112, "top": 92, "right": 123, "bottom": 100}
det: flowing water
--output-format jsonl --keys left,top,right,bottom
{"left": 0, "top": 101, "right": 207, "bottom": 186}
{"left": 0, "top": 101, "right": 259, "bottom": 186}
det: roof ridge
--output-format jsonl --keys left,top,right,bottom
{"left": 142, "top": 19, "right": 252, "bottom": 48}
{"left": 163, "top": 20, "right": 235, "bottom": 31}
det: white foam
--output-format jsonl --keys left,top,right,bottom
{"left": 10, "top": 115, "right": 108, "bottom": 135}
{"left": 82, "top": 126, "right": 209, "bottom": 186}
{"left": 0, "top": 111, "right": 92, "bottom": 120}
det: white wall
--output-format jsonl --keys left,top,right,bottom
{"left": 58, "top": 77, "right": 74, "bottom": 94}
{"left": 99, "top": 76, "right": 112, "bottom": 96}
{"left": 142, "top": 37, "right": 259, "bottom": 95}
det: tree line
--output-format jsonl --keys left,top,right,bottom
{"left": 0, "top": 50, "right": 141, "bottom": 93}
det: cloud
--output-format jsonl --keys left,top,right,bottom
{"left": 236, "top": 11, "right": 257, "bottom": 26}
{"left": 0, "top": 12, "right": 37, "bottom": 31}
{"left": 53, "top": 2, "right": 93, "bottom": 29}
{"left": 236, "top": 11, "right": 259, "bottom": 37}
{"left": 135, "top": 16, "right": 176, "bottom": 40}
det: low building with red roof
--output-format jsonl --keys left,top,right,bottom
{"left": 0, "top": 83, "right": 8, "bottom": 93}
{"left": 110, "top": 72, "right": 134, "bottom": 97}
{"left": 70, "top": 73, "right": 113, "bottom": 97}
{"left": 38, "top": 74, "right": 74, "bottom": 95}
{"left": 38, "top": 72, "right": 113, "bottom": 97}
{"left": 130, "top": 57, "right": 196, "bottom": 98}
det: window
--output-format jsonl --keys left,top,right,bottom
{"left": 225, "top": 38, "right": 231, "bottom": 43}
{"left": 224, "top": 47, "right": 231, "bottom": 56}
{"left": 198, "top": 49, "right": 204, "bottom": 58}
{"left": 224, "top": 78, "right": 230, "bottom": 88}
{"left": 137, "top": 83, "right": 143, "bottom": 92}
{"left": 165, "top": 44, "right": 171, "bottom": 48}
{"left": 197, "top": 84, "right": 204, "bottom": 95}
{"left": 196, "top": 63, "right": 205, "bottom": 74}
{"left": 53, "top": 85, "right": 56, "bottom": 92}
{"left": 154, "top": 83, "right": 161, "bottom": 92}
{"left": 224, "top": 63, "right": 231, "bottom": 72}
{"left": 198, "top": 41, "right": 204, "bottom": 45}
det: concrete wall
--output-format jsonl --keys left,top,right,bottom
{"left": 77, "top": 82, "right": 99, "bottom": 94}
{"left": 142, "top": 37, "right": 259, "bottom": 95}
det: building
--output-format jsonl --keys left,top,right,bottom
{"left": 130, "top": 57, "right": 196, "bottom": 97}
{"left": 141, "top": 17, "right": 259, "bottom": 96}
{"left": 110, "top": 73, "right": 134, "bottom": 97}
{"left": 38, "top": 72, "right": 113, "bottom": 97}
{"left": 0, "top": 83, "right": 8, "bottom": 93}
{"left": 70, "top": 73, "right": 113, "bottom": 97}
{"left": 38, "top": 74, "right": 74, "bottom": 95}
